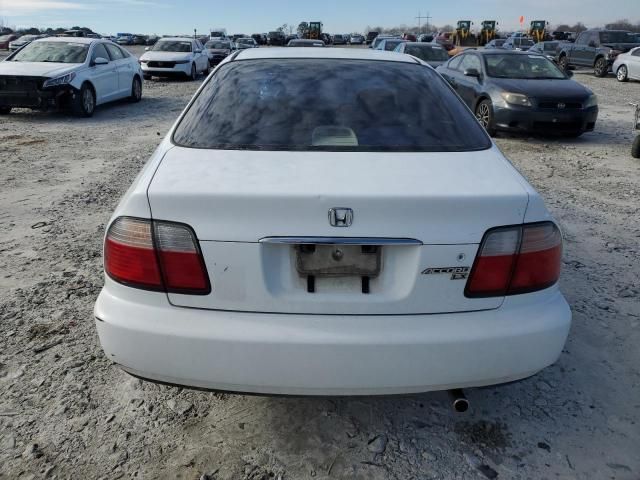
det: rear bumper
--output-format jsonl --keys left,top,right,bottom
{"left": 94, "top": 284, "right": 571, "bottom": 395}
{"left": 493, "top": 105, "right": 598, "bottom": 134}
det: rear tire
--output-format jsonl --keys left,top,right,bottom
{"left": 475, "top": 99, "right": 496, "bottom": 136}
{"left": 616, "top": 65, "right": 628, "bottom": 82}
{"left": 632, "top": 135, "right": 640, "bottom": 159}
{"left": 0, "top": 106, "right": 11, "bottom": 115}
{"left": 558, "top": 55, "right": 568, "bottom": 72}
{"left": 72, "top": 83, "right": 95, "bottom": 117}
{"left": 189, "top": 63, "right": 197, "bottom": 81}
{"left": 129, "top": 76, "right": 142, "bottom": 102}
{"left": 594, "top": 57, "right": 608, "bottom": 78}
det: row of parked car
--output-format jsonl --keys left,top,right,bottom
{"left": 483, "top": 29, "right": 640, "bottom": 80}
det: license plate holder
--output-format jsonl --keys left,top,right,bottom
{"left": 296, "top": 244, "right": 381, "bottom": 277}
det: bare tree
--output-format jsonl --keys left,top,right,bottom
{"left": 605, "top": 19, "right": 640, "bottom": 32}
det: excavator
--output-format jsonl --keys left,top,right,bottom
{"left": 529, "top": 20, "right": 551, "bottom": 43}
{"left": 478, "top": 20, "right": 497, "bottom": 46}
{"left": 452, "top": 20, "right": 477, "bottom": 47}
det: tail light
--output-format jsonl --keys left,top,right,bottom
{"left": 104, "top": 217, "right": 210, "bottom": 295}
{"left": 465, "top": 222, "right": 562, "bottom": 298}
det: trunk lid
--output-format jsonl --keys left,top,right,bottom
{"left": 147, "top": 146, "right": 530, "bottom": 314}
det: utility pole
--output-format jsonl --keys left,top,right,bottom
{"left": 416, "top": 11, "right": 432, "bottom": 33}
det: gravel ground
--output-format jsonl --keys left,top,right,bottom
{"left": 1, "top": 46, "right": 639, "bottom": 479}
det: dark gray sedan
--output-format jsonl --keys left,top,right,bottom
{"left": 436, "top": 50, "right": 598, "bottom": 137}
{"left": 394, "top": 42, "right": 450, "bottom": 67}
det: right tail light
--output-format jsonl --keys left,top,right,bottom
{"left": 465, "top": 222, "right": 562, "bottom": 298}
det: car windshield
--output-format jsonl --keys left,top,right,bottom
{"left": 205, "top": 41, "right": 230, "bottom": 49}
{"left": 485, "top": 54, "right": 566, "bottom": 79}
{"left": 9, "top": 41, "right": 89, "bottom": 63}
{"left": 173, "top": 59, "right": 490, "bottom": 152}
{"left": 492, "top": 40, "right": 505, "bottom": 46}
{"left": 543, "top": 42, "right": 559, "bottom": 51}
{"left": 152, "top": 40, "right": 191, "bottom": 52}
{"left": 237, "top": 39, "right": 253, "bottom": 44}
{"left": 405, "top": 45, "right": 449, "bottom": 61}
{"left": 600, "top": 31, "right": 632, "bottom": 43}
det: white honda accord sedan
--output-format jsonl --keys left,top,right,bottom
{"left": 0, "top": 37, "right": 142, "bottom": 116}
{"left": 94, "top": 48, "right": 571, "bottom": 396}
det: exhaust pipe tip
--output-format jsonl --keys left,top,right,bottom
{"left": 449, "top": 389, "right": 470, "bottom": 413}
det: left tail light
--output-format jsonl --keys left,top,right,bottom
{"left": 104, "top": 217, "right": 211, "bottom": 295}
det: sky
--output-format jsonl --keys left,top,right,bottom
{"left": 1, "top": 0, "right": 639, "bottom": 35}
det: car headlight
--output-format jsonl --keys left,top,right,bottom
{"left": 501, "top": 92, "right": 532, "bottom": 107}
{"left": 584, "top": 94, "right": 598, "bottom": 109}
{"left": 42, "top": 72, "right": 76, "bottom": 88}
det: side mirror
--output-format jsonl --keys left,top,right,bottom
{"left": 145, "top": 46, "right": 150, "bottom": 51}
{"left": 464, "top": 68, "right": 481, "bottom": 78}
{"left": 93, "top": 57, "right": 109, "bottom": 66}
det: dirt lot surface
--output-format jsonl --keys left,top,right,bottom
{"left": 1, "top": 45, "right": 639, "bottom": 479}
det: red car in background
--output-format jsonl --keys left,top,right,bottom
{"left": 402, "top": 33, "right": 417, "bottom": 42}
{"left": 0, "top": 34, "right": 19, "bottom": 50}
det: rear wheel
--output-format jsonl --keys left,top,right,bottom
{"left": 594, "top": 57, "right": 608, "bottom": 77}
{"left": 0, "top": 106, "right": 11, "bottom": 115}
{"left": 558, "top": 55, "right": 569, "bottom": 72}
{"left": 616, "top": 65, "right": 628, "bottom": 82}
{"left": 632, "top": 135, "right": 640, "bottom": 159}
{"left": 73, "top": 83, "right": 95, "bottom": 117}
{"left": 130, "top": 76, "right": 142, "bottom": 102}
{"left": 188, "top": 63, "right": 197, "bottom": 81}
{"left": 475, "top": 99, "right": 496, "bottom": 136}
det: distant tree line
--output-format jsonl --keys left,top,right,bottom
{"left": 0, "top": 23, "right": 97, "bottom": 35}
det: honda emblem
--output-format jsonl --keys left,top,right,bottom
{"left": 328, "top": 208, "right": 353, "bottom": 227}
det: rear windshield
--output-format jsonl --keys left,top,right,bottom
{"left": 205, "top": 41, "right": 230, "bottom": 49}
{"left": 9, "top": 41, "right": 89, "bottom": 63}
{"left": 600, "top": 31, "right": 631, "bottom": 43}
{"left": 173, "top": 59, "right": 490, "bottom": 152}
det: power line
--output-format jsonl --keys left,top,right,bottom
{"left": 416, "top": 11, "right": 432, "bottom": 32}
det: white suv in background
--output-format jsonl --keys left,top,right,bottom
{"left": 139, "top": 37, "right": 210, "bottom": 80}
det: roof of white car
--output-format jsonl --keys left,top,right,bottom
{"left": 157, "top": 37, "right": 196, "bottom": 42}
{"left": 234, "top": 47, "right": 419, "bottom": 63}
{"left": 34, "top": 36, "right": 96, "bottom": 44}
